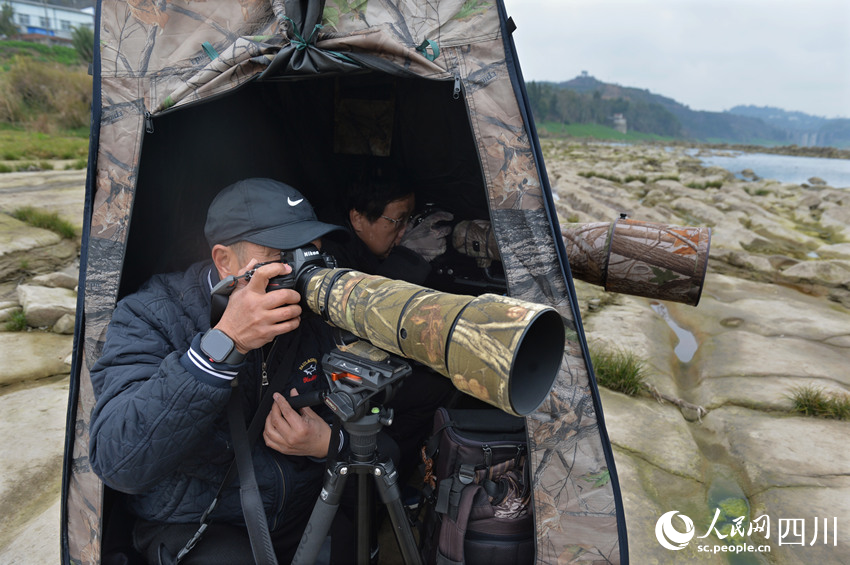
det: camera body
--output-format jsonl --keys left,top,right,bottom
{"left": 266, "top": 244, "right": 337, "bottom": 293}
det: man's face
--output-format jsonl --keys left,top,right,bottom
{"left": 351, "top": 194, "right": 415, "bottom": 259}
{"left": 234, "top": 242, "right": 281, "bottom": 270}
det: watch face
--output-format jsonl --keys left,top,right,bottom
{"left": 201, "top": 329, "right": 234, "bottom": 362}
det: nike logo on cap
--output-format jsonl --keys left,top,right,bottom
{"left": 288, "top": 197, "right": 303, "bottom": 206}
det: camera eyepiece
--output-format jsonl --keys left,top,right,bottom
{"left": 266, "top": 244, "right": 338, "bottom": 293}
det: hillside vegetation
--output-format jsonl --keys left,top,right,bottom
{"left": 529, "top": 74, "right": 850, "bottom": 149}
{"left": 0, "top": 40, "right": 91, "bottom": 163}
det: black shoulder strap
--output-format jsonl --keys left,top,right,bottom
{"left": 228, "top": 381, "right": 279, "bottom": 565}
{"left": 171, "top": 333, "right": 302, "bottom": 564}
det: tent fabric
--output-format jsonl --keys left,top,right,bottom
{"left": 64, "top": 1, "right": 627, "bottom": 563}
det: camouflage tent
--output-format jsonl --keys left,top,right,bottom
{"left": 62, "top": 1, "right": 628, "bottom": 563}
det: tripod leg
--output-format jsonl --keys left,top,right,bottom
{"left": 292, "top": 465, "right": 349, "bottom": 565}
{"left": 373, "top": 465, "right": 423, "bottom": 565}
{"left": 356, "top": 472, "right": 377, "bottom": 564}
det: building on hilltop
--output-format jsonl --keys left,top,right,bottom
{"left": 611, "top": 113, "right": 627, "bottom": 134}
{"left": 3, "top": 0, "right": 94, "bottom": 44}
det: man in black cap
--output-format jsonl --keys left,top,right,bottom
{"left": 89, "top": 178, "right": 349, "bottom": 564}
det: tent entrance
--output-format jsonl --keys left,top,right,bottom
{"left": 122, "top": 72, "right": 500, "bottom": 299}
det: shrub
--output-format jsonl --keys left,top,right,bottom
{"left": 0, "top": 56, "right": 92, "bottom": 130}
{"left": 11, "top": 206, "right": 77, "bottom": 239}
{"left": 789, "top": 385, "right": 850, "bottom": 420}
{"left": 590, "top": 345, "right": 648, "bottom": 396}
{"left": 71, "top": 26, "right": 95, "bottom": 65}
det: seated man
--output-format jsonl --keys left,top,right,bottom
{"left": 322, "top": 167, "right": 456, "bottom": 483}
{"left": 324, "top": 164, "right": 453, "bottom": 285}
{"left": 89, "top": 178, "right": 349, "bottom": 564}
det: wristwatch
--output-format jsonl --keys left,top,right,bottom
{"left": 200, "top": 329, "right": 245, "bottom": 365}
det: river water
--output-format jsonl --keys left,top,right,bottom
{"left": 690, "top": 150, "right": 850, "bottom": 188}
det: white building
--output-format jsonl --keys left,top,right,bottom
{"left": 4, "top": 0, "right": 94, "bottom": 41}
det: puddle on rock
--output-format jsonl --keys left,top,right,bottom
{"left": 651, "top": 301, "right": 698, "bottom": 363}
{"left": 704, "top": 474, "right": 768, "bottom": 565}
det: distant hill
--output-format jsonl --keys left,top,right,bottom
{"left": 528, "top": 74, "right": 849, "bottom": 148}
{"left": 728, "top": 105, "right": 850, "bottom": 148}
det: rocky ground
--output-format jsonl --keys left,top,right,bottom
{"left": 546, "top": 140, "right": 850, "bottom": 564}
{"left": 0, "top": 143, "right": 848, "bottom": 564}
{"left": 0, "top": 169, "right": 84, "bottom": 565}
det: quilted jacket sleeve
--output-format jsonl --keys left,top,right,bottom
{"left": 89, "top": 283, "right": 234, "bottom": 494}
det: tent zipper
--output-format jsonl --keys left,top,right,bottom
{"left": 144, "top": 110, "right": 154, "bottom": 134}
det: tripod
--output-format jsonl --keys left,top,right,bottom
{"left": 291, "top": 346, "right": 423, "bottom": 565}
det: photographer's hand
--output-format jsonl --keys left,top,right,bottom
{"left": 215, "top": 261, "right": 303, "bottom": 354}
{"left": 264, "top": 389, "right": 332, "bottom": 458}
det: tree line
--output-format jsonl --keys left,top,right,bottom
{"left": 525, "top": 81, "right": 682, "bottom": 137}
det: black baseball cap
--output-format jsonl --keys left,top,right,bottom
{"left": 205, "top": 178, "right": 345, "bottom": 249}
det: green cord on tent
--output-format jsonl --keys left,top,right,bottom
{"left": 416, "top": 39, "right": 439, "bottom": 61}
{"left": 201, "top": 41, "right": 219, "bottom": 60}
{"left": 283, "top": 16, "right": 322, "bottom": 50}
{"left": 281, "top": 15, "right": 358, "bottom": 65}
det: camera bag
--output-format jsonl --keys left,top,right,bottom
{"left": 418, "top": 407, "right": 534, "bottom": 565}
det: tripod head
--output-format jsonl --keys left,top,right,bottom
{"left": 321, "top": 344, "right": 412, "bottom": 422}
{"left": 289, "top": 336, "right": 412, "bottom": 424}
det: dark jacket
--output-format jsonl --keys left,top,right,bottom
{"left": 324, "top": 224, "right": 431, "bottom": 284}
{"left": 89, "top": 261, "right": 335, "bottom": 528}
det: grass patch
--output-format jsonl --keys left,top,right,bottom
{"left": 0, "top": 160, "right": 54, "bottom": 172}
{"left": 0, "top": 40, "right": 82, "bottom": 68}
{"left": 0, "top": 126, "right": 89, "bottom": 160}
{"left": 590, "top": 346, "right": 648, "bottom": 396}
{"left": 538, "top": 121, "right": 675, "bottom": 143}
{"left": 687, "top": 180, "right": 724, "bottom": 190}
{"left": 5, "top": 310, "right": 27, "bottom": 332}
{"left": 64, "top": 158, "right": 87, "bottom": 170}
{"left": 11, "top": 206, "right": 76, "bottom": 239}
{"left": 789, "top": 385, "right": 850, "bottom": 420}
{"left": 579, "top": 171, "right": 678, "bottom": 185}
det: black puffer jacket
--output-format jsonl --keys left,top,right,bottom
{"left": 89, "top": 261, "right": 335, "bottom": 527}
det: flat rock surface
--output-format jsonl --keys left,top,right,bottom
{"left": 0, "top": 332, "right": 72, "bottom": 385}
{"left": 0, "top": 377, "right": 68, "bottom": 556}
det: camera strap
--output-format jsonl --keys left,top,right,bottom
{"left": 169, "top": 333, "right": 301, "bottom": 564}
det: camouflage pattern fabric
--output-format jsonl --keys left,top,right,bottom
{"left": 303, "top": 268, "right": 562, "bottom": 416}
{"left": 452, "top": 219, "right": 500, "bottom": 267}
{"left": 399, "top": 210, "right": 454, "bottom": 262}
{"left": 562, "top": 219, "right": 711, "bottom": 306}
{"left": 68, "top": 1, "right": 626, "bottom": 563}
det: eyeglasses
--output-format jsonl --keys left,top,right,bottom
{"left": 381, "top": 214, "right": 414, "bottom": 231}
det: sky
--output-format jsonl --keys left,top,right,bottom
{"left": 501, "top": 0, "right": 850, "bottom": 119}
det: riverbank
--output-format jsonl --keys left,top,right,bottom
{"left": 658, "top": 140, "right": 850, "bottom": 160}
{"left": 545, "top": 139, "right": 850, "bottom": 563}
